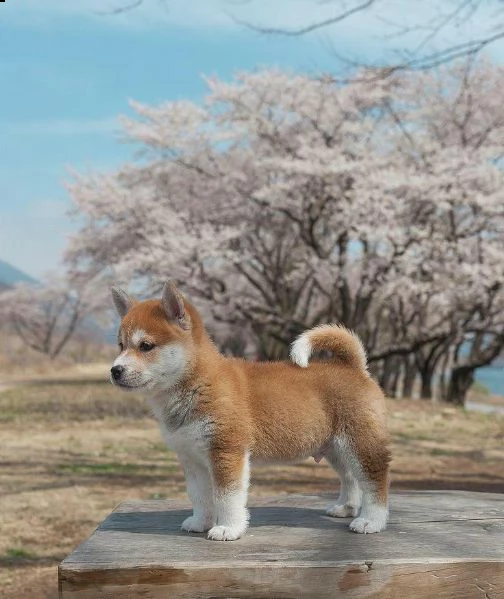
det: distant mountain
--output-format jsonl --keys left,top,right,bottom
{"left": 0, "top": 259, "right": 37, "bottom": 287}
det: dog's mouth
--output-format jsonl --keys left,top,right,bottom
{"left": 111, "top": 379, "right": 151, "bottom": 391}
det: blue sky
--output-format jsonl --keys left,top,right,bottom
{"left": 1, "top": 0, "right": 504, "bottom": 278}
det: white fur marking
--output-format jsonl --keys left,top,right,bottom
{"left": 132, "top": 329, "right": 146, "bottom": 346}
{"left": 148, "top": 344, "right": 187, "bottom": 390}
{"left": 112, "top": 352, "right": 129, "bottom": 368}
{"left": 150, "top": 397, "right": 216, "bottom": 534}
{"left": 290, "top": 334, "right": 312, "bottom": 368}
{"left": 150, "top": 393, "right": 211, "bottom": 443}
{"left": 156, "top": 344, "right": 186, "bottom": 374}
{"left": 290, "top": 324, "right": 368, "bottom": 371}
{"left": 111, "top": 350, "right": 150, "bottom": 389}
{"left": 114, "top": 343, "right": 187, "bottom": 392}
{"left": 207, "top": 452, "right": 250, "bottom": 541}
{"left": 179, "top": 454, "right": 215, "bottom": 532}
{"left": 350, "top": 499, "right": 388, "bottom": 534}
{"left": 326, "top": 435, "right": 387, "bottom": 533}
{"left": 326, "top": 471, "right": 362, "bottom": 518}
{"left": 326, "top": 435, "right": 363, "bottom": 518}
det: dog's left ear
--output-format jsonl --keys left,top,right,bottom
{"left": 111, "top": 286, "right": 135, "bottom": 318}
{"left": 161, "top": 281, "right": 189, "bottom": 329}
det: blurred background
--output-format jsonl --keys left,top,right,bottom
{"left": 1, "top": 1, "right": 503, "bottom": 597}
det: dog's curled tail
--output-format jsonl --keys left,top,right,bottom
{"left": 290, "top": 324, "right": 368, "bottom": 372}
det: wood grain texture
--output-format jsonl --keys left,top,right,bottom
{"left": 59, "top": 491, "right": 504, "bottom": 598}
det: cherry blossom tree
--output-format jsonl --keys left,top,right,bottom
{"left": 0, "top": 274, "right": 110, "bottom": 360}
{"left": 66, "top": 69, "right": 407, "bottom": 353}
{"left": 66, "top": 58, "right": 504, "bottom": 404}
{"left": 385, "top": 57, "right": 504, "bottom": 402}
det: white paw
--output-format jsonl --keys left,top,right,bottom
{"left": 181, "top": 516, "right": 212, "bottom": 533}
{"left": 326, "top": 503, "right": 360, "bottom": 518}
{"left": 207, "top": 524, "right": 246, "bottom": 541}
{"left": 349, "top": 516, "right": 386, "bottom": 534}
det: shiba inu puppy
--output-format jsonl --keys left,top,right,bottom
{"left": 110, "top": 281, "right": 390, "bottom": 541}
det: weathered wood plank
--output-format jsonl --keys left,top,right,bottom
{"left": 59, "top": 562, "right": 504, "bottom": 599}
{"left": 59, "top": 491, "right": 504, "bottom": 598}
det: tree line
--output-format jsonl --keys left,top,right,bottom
{"left": 2, "top": 57, "right": 503, "bottom": 405}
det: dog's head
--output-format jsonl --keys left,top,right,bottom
{"left": 110, "top": 281, "right": 192, "bottom": 392}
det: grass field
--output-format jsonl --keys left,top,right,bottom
{"left": 1, "top": 381, "right": 503, "bottom": 598}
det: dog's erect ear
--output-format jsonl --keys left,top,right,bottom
{"left": 161, "top": 281, "right": 189, "bottom": 329}
{"left": 111, "top": 287, "right": 135, "bottom": 318}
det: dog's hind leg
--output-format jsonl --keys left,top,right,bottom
{"left": 348, "top": 438, "right": 390, "bottom": 534}
{"left": 325, "top": 437, "right": 362, "bottom": 518}
{"left": 333, "top": 431, "right": 390, "bottom": 534}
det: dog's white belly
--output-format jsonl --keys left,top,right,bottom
{"left": 251, "top": 437, "right": 333, "bottom": 466}
{"left": 252, "top": 455, "right": 312, "bottom": 467}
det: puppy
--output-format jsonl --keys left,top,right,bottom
{"left": 110, "top": 281, "right": 390, "bottom": 541}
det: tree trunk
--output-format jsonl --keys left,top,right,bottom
{"left": 388, "top": 357, "right": 401, "bottom": 398}
{"left": 419, "top": 365, "right": 434, "bottom": 400}
{"left": 446, "top": 367, "right": 474, "bottom": 406}
{"left": 437, "top": 346, "right": 452, "bottom": 402}
{"left": 414, "top": 339, "right": 450, "bottom": 401}
{"left": 401, "top": 355, "right": 417, "bottom": 398}
{"left": 379, "top": 357, "right": 395, "bottom": 394}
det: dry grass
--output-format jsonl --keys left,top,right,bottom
{"left": 0, "top": 382, "right": 503, "bottom": 598}
{"left": 0, "top": 331, "right": 115, "bottom": 377}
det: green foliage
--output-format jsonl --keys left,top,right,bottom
{"left": 4, "top": 547, "right": 37, "bottom": 560}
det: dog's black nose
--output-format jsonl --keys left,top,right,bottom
{"left": 111, "top": 365, "right": 125, "bottom": 381}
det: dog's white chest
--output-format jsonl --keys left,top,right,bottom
{"left": 160, "top": 420, "right": 212, "bottom": 456}
{"left": 148, "top": 390, "right": 212, "bottom": 457}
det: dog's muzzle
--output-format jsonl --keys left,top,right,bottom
{"left": 111, "top": 365, "right": 125, "bottom": 381}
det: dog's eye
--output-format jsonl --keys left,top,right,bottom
{"left": 139, "top": 341, "right": 155, "bottom": 352}
{"left": 118, "top": 342, "right": 124, "bottom": 352}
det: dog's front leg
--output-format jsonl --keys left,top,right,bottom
{"left": 207, "top": 449, "right": 250, "bottom": 541}
{"left": 179, "top": 453, "right": 215, "bottom": 533}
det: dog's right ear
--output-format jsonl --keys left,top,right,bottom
{"left": 161, "top": 280, "right": 189, "bottom": 329}
{"left": 111, "top": 287, "right": 134, "bottom": 318}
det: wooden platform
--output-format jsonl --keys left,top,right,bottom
{"left": 59, "top": 491, "right": 504, "bottom": 598}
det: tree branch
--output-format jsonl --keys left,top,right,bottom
{"left": 230, "top": 0, "right": 377, "bottom": 36}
